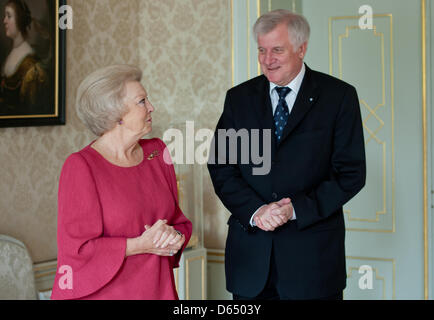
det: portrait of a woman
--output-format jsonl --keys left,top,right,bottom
{"left": 0, "top": 0, "right": 49, "bottom": 116}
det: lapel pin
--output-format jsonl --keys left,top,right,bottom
{"left": 147, "top": 150, "right": 159, "bottom": 160}
{"left": 309, "top": 97, "right": 314, "bottom": 102}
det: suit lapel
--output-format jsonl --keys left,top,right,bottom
{"left": 252, "top": 76, "right": 277, "bottom": 153}
{"left": 252, "top": 76, "right": 273, "bottom": 130}
{"left": 280, "top": 65, "right": 319, "bottom": 144}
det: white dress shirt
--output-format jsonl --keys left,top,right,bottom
{"left": 250, "top": 64, "right": 306, "bottom": 226}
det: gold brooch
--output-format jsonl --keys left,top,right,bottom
{"left": 147, "top": 150, "right": 159, "bottom": 160}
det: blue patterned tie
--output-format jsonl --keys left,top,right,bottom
{"left": 274, "top": 87, "right": 291, "bottom": 145}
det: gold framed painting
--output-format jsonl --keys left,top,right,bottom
{"left": 0, "top": 0, "right": 65, "bottom": 127}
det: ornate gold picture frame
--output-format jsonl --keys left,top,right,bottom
{"left": 0, "top": 0, "right": 65, "bottom": 127}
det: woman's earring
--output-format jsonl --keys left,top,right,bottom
{"left": 119, "top": 120, "right": 123, "bottom": 125}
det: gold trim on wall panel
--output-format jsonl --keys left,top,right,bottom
{"left": 346, "top": 256, "right": 396, "bottom": 299}
{"left": 33, "top": 261, "right": 57, "bottom": 272}
{"left": 208, "top": 250, "right": 225, "bottom": 264}
{"left": 247, "top": 0, "right": 251, "bottom": 80}
{"left": 34, "top": 271, "right": 57, "bottom": 279}
{"left": 338, "top": 26, "right": 386, "bottom": 100}
{"left": 185, "top": 256, "right": 206, "bottom": 300}
{"left": 207, "top": 251, "right": 225, "bottom": 257}
{"left": 421, "top": 0, "right": 428, "bottom": 300}
{"left": 175, "top": 268, "right": 179, "bottom": 292}
{"left": 33, "top": 260, "right": 57, "bottom": 286}
{"left": 330, "top": 14, "right": 395, "bottom": 233}
{"left": 345, "top": 140, "right": 386, "bottom": 223}
{"left": 345, "top": 228, "right": 394, "bottom": 233}
{"left": 340, "top": 24, "right": 388, "bottom": 224}
{"left": 34, "top": 261, "right": 57, "bottom": 292}
{"left": 257, "top": 0, "right": 261, "bottom": 76}
{"left": 208, "top": 260, "right": 225, "bottom": 264}
{"left": 328, "top": 17, "right": 333, "bottom": 75}
{"left": 390, "top": 14, "right": 395, "bottom": 237}
{"left": 347, "top": 267, "right": 386, "bottom": 299}
{"left": 339, "top": 26, "right": 387, "bottom": 145}
{"left": 232, "top": 0, "right": 262, "bottom": 84}
{"left": 329, "top": 14, "right": 393, "bottom": 76}
{"left": 248, "top": 1, "right": 262, "bottom": 78}
{"left": 231, "top": 0, "right": 235, "bottom": 87}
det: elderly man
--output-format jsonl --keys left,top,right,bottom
{"left": 208, "top": 9, "right": 366, "bottom": 300}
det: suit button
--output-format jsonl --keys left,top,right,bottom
{"left": 272, "top": 193, "right": 278, "bottom": 199}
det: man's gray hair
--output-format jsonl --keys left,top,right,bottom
{"left": 76, "top": 64, "right": 142, "bottom": 136}
{"left": 253, "top": 9, "right": 310, "bottom": 51}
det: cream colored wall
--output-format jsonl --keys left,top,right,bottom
{"left": 138, "top": 0, "right": 231, "bottom": 251}
{"left": 0, "top": 0, "right": 230, "bottom": 263}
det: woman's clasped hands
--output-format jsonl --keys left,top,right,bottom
{"left": 127, "top": 219, "right": 185, "bottom": 257}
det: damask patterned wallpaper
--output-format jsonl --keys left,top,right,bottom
{"left": 138, "top": 1, "right": 231, "bottom": 252}
{"left": 0, "top": 0, "right": 231, "bottom": 263}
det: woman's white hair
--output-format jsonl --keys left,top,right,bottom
{"left": 76, "top": 64, "right": 142, "bottom": 136}
{"left": 253, "top": 9, "right": 310, "bottom": 51}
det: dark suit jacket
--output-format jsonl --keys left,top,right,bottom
{"left": 207, "top": 64, "right": 366, "bottom": 299}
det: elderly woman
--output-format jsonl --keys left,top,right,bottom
{"left": 51, "top": 65, "right": 192, "bottom": 300}
{"left": 1, "top": 0, "right": 48, "bottom": 115}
